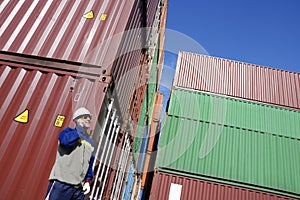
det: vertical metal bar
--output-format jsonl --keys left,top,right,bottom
{"left": 110, "top": 133, "right": 128, "bottom": 199}
{"left": 90, "top": 108, "right": 116, "bottom": 199}
{"left": 129, "top": 174, "right": 141, "bottom": 200}
{"left": 98, "top": 109, "right": 116, "bottom": 166}
{"left": 93, "top": 99, "right": 114, "bottom": 170}
{"left": 92, "top": 110, "right": 116, "bottom": 200}
{"left": 95, "top": 117, "right": 118, "bottom": 198}
{"left": 130, "top": 177, "right": 137, "bottom": 200}
{"left": 115, "top": 140, "right": 130, "bottom": 200}
{"left": 116, "top": 141, "right": 130, "bottom": 200}
{"left": 98, "top": 123, "right": 120, "bottom": 199}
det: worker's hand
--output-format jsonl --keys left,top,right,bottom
{"left": 83, "top": 182, "right": 90, "bottom": 195}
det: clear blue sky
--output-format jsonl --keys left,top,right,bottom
{"left": 159, "top": 0, "right": 300, "bottom": 118}
{"left": 164, "top": 0, "right": 300, "bottom": 73}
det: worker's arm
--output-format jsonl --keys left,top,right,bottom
{"left": 83, "top": 153, "right": 95, "bottom": 195}
{"left": 85, "top": 154, "right": 95, "bottom": 182}
{"left": 58, "top": 127, "right": 80, "bottom": 147}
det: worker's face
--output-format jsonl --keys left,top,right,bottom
{"left": 77, "top": 115, "right": 91, "bottom": 130}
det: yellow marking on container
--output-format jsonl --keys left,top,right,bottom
{"left": 100, "top": 13, "right": 107, "bottom": 21}
{"left": 83, "top": 10, "right": 94, "bottom": 19}
{"left": 54, "top": 115, "right": 65, "bottom": 127}
{"left": 14, "top": 109, "right": 29, "bottom": 123}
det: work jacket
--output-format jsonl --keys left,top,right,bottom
{"left": 49, "top": 125, "right": 95, "bottom": 185}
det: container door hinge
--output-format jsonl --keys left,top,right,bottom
{"left": 99, "top": 70, "right": 112, "bottom": 84}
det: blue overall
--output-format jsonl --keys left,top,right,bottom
{"left": 46, "top": 180, "right": 84, "bottom": 200}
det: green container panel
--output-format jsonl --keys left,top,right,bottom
{"left": 156, "top": 116, "right": 300, "bottom": 195}
{"left": 168, "top": 88, "right": 300, "bottom": 139}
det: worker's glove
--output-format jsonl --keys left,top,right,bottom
{"left": 83, "top": 182, "right": 90, "bottom": 195}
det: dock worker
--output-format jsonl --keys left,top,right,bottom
{"left": 45, "top": 107, "right": 95, "bottom": 200}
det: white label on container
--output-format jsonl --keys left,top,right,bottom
{"left": 168, "top": 183, "right": 182, "bottom": 200}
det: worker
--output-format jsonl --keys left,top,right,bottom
{"left": 45, "top": 107, "right": 95, "bottom": 200}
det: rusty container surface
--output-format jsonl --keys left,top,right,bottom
{"left": 149, "top": 171, "right": 299, "bottom": 200}
{"left": 0, "top": 60, "right": 108, "bottom": 199}
{"left": 174, "top": 52, "right": 300, "bottom": 110}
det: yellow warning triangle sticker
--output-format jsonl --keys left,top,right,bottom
{"left": 14, "top": 109, "right": 29, "bottom": 123}
{"left": 83, "top": 10, "right": 94, "bottom": 19}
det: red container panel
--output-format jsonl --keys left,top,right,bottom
{"left": 0, "top": 0, "right": 163, "bottom": 126}
{"left": 174, "top": 52, "right": 300, "bottom": 110}
{"left": 0, "top": 0, "right": 135, "bottom": 69}
{"left": 0, "top": 61, "right": 107, "bottom": 199}
{"left": 149, "top": 171, "right": 299, "bottom": 200}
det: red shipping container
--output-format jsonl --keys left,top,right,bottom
{"left": 0, "top": 0, "right": 162, "bottom": 121}
{"left": 0, "top": 0, "right": 136, "bottom": 67}
{"left": 174, "top": 52, "right": 300, "bottom": 110}
{"left": 149, "top": 171, "right": 299, "bottom": 200}
{"left": 0, "top": 60, "right": 108, "bottom": 199}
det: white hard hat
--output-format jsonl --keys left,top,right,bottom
{"left": 72, "top": 107, "right": 92, "bottom": 120}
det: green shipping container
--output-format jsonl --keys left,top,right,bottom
{"left": 156, "top": 116, "right": 300, "bottom": 197}
{"left": 168, "top": 88, "right": 300, "bottom": 139}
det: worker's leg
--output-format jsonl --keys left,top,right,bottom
{"left": 45, "top": 180, "right": 78, "bottom": 200}
{"left": 72, "top": 188, "right": 85, "bottom": 200}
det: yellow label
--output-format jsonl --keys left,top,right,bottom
{"left": 14, "top": 109, "right": 29, "bottom": 123}
{"left": 83, "top": 10, "right": 94, "bottom": 19}
{"left": 100, "top": 13, "right": 107, "bottom": 21}
{"left": 80, "top": 139, "right": 94, "bottom": 152}
{"left": 54, "top": 115, "right": 65, "bottom": 127}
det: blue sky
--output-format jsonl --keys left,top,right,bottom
{"left": 159, "top": 0, "right": 300, "bottom": 118}
{"left": 164, "top": 0, "right": 300, "bottom": 73}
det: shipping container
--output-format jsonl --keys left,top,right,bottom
{"left": 141, "top": 93, "right": 164, "bottom": 186}
{"left": 134, "top": 45, "right": 161, "bottom": 160}
{"left": 0, "top": 0, "right": 137, "bottom": 67}
{"left": 121, "top": 161, "right": 135, "bottom": 200}
{"left": 0, "top": 0, "right": 167, "bottom": 199}
{"left": 149, "top": 171, "right": 299, "bottom": 200}
{"left": 0, "top": 60, "right": 109, "bottom": 199}
{"left": 174, "top": 52, "right": 300, "bottom": 110}
{"left": 111, "top": 0, "right": 166, "bottom": 129}
{"left": 168, "top": 88, "right": 300, "bottom": 139}
{"left": 0, "top": 0, "right": 164, "bottom": 122}
{"left": 156, "top": 115, "right": 300, "bottom": 197}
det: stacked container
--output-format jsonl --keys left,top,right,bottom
{"left": 122, "top": 0, "right": 168, "bottom": 198}
{"left": 150, "top": 52, "right": 300, "bottom": 199}
{"left": 0, "top": 0, "right": 166, "bottom": 199}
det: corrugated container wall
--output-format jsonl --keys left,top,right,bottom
{"left": 0, "top": 0, "right": 162, "bottom": 122}
{"left": 0, "top": 0, "right": 167, "bottom": 199}
{"left": 0, "top": 0, "right": 136, "bottom": 69}
{"left": 156, "top": 115, "right": 300, "bottom": 197}
{"left": 151, "top": 52, "right": 300, "bottom": 199}
{"left": 174, "top": 52, "right": 300, "bottom": 110}
{"left": 149, "top": 171, "right": 299, "bottom": 200}
{"left": 168, "top": 88, "right": 300, "bottom": 139}
{"left": 0, "top": 61, "right": 108, "bottom": 199}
